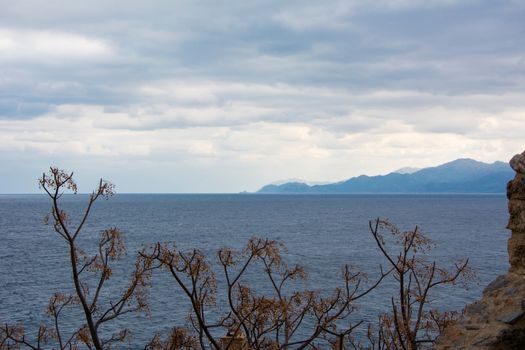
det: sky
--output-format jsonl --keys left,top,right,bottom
{"left": 1, "top": 0, "right": 524, "bottom": 193}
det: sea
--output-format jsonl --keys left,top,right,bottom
{"left": 0, "top": 194, "right": 510, "bottom": 347}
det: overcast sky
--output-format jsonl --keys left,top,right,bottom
{"left": 1, "top": 0, "right": 524, "bottom": 193}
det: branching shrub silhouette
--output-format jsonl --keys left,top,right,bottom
{"left": 366, "top": 220, "right": 472, "bottom": 350}
{"left": 0, "top": 168, "right": 471, "bottom": 350}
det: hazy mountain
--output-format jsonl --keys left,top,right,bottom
{"left": 269, "top": 178, "right": 331, "bottom": 186}
{"left": 257, "top": 159, "right": 513, "bottom": 194}
{"left": 259, "top": 182, "right": 311, "bottom": 193}
{"left": 393, "top": 167, "right": 421, "bottom": 174}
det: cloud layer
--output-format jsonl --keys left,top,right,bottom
{"left": 1, "top": 0, "right": 524, "bottom": 192}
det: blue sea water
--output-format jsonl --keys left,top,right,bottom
{"left": 0, "top": 194, "right": 510, "bottom": 346}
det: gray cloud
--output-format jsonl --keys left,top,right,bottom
{"left": 0, "top": 0, "right": 524, "bottom": 192}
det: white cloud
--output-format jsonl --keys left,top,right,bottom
{"left": 0, "top": 28, "right": 114, "bottom": 63}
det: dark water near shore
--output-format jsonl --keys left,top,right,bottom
{"left": 0, "top": 194, "right": 509, "bottom": 346}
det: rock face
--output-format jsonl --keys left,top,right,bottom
{"left": 436, "top": 150, "right": 525, "bottom": 349}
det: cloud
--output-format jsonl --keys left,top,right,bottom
{"left": 0, "top": 28, "right": 114, "bottom": 63}
{"left": 0, "top": 0, "right": 524, "bottom": 192}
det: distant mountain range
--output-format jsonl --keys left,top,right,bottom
{"left": 257, "top": 159, "right": 513, "bottom": 194}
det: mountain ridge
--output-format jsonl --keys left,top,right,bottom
{"left": 257, "top": 158, "right": 513, "bottom": 194}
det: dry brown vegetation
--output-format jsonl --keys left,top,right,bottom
{"left": 1, "top": 168, "right": 471, "bottom": 349}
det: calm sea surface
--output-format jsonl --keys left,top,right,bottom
{"left": 0, "top": 194, "right": 509, "bottom": 346}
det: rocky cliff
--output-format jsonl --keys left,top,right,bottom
{"left": 436, "top": 150, "right": 525, "bottom": 349}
